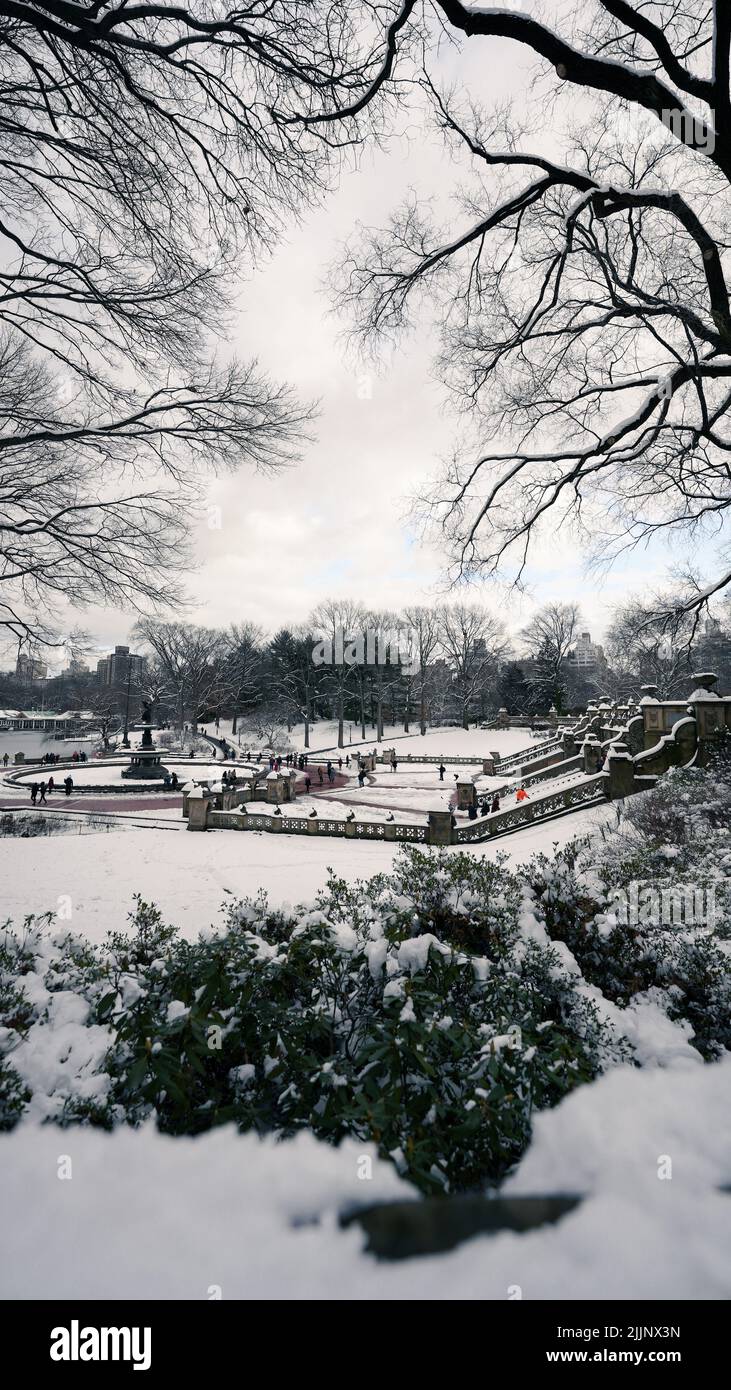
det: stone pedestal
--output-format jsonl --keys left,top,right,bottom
{"left": 607, "top": 743, "right": 635, "bottom": 799}
{"left": 13, "top": 752, "right": 24, "bottom": 764}
{"left": 186, "top": 789, "right": 209, "bottom": 830}
{"left": 428, "top": 810, "right": 454, "bottom": 846}
{"left": 496, "top": 708, "right": 510, "bottom": 729}
{"left": 582, "top": 735, "right": 602, "bottom": 775}
{"left": 482, "top": 758, "right": 495, "bottom": 775}
{"left": 266, "top": 772, "right": 284, "bottom": 804}
{"left": 456, "top": 779, "right": 477, "bottom": 810}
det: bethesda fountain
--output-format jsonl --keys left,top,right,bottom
{"left": 121, "top": 700, "right": 169, "bottom": 780}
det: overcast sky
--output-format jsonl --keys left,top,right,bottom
{"left": 12, "top": 22, "right": 709, "bottom": 675}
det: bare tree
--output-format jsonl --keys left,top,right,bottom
{"left": 606, "top": 596, "right": 696, "bottom": 696}
{"left": 403, "top": 604, "right": 441, "bottom": 734}
{"left": 333, "top": 2, "right": 731, "bottom": 615}
{"left": 310, "top": 598, "right": 366, "bottom": 748}
{"left": 438, "top": 603, "right": 508, "bottom": 729}
{"left": 0, "top": 1, "right": 402, "bottom": 644}
{"left": 521, "top": 602, "right": 580, "bottom": 712}
{"left": 133, "top": 619, "right": 227, "bottom": 737}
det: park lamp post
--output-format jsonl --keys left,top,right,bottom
{"left": 121, "top": 660, "right": 132, "bottom": 749}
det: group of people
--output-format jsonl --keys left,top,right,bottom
{"left": 29, "top": 775, "right": 75, "bottom": 803}
{"left": 463, "top": 785, "right": 530, "bottom": 819}
{"left": 303, "top": 758, "right": 343, "bottom": 793}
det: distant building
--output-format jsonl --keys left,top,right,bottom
{"left": 63, "top": 657, "right": 89, "bottom": 678}
{"left": 567, "top": 631, "right": 606, "bottom": 673}
{"left": 15, "top": 654, "right": 48, "bottom": 681}
{"left": 0, "top": 709, "right": 94, "bottom": 733}
{"left": 96, "top": 645, "right": 146, "bottom": 687}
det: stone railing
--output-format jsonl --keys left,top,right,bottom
{"left": 376, "top": 753, "right": 492, "bottom": 767}
{"left": 497, "top": 738, "right": 563, "bottom": 773}
{"left": 452, "top": 774, "right": 610, "bottom": 843}
{"left": 201, "top": 806, "right": 429, "bottom": 842}
{"left": 521, "top": 754, "right": 583, "bottom": 790}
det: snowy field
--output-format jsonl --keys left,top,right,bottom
{"left": 305, "top": 722, "right": 541, "bottom": 759}
{"left": 223, "top": 719, "right": 543, "bottom": 761}
{"left": 0, "top": 804, "right": 613, "bottom": 942}
{"left": 2, "top": 1057, "right": 728, "bottom": 1299}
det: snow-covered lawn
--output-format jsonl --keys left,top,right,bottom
{"left": 1, "top": 1056, "right": 728, "bottom": 1299}
{"left": 297, "top": 721, "right": 541, "bottom": 759}
{"left": 0, "top": 804, "right": 613, "bottom": 943}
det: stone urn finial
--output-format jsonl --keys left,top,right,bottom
{"left": 690, "top": 672, "right": 718, "bottom": 695}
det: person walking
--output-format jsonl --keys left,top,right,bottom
{"left": 48, "top": 776, "right": 55, "bottom": 794}
{"left": 64, "top": 776, "right": 73, "bottom": 797}
{"left": 305, "top": 774, "right": 311, "bottom": 794}
{"left": 391, "top": 756, "right": 397, "bottom": 773}
{"left": 318, "top": 766, "right": 324, "bottom": 785}
{"left": 358, "top": 766, "right": 366, "bottom": 788}
{"left": 515, "top": 785, "right": 529, "bottom": 803}
{"left": 2, "top": 753, "right": 8, "bottom": 767}
{"left": 491, "top": 792, "right": 500, "bottom": 814}
{"left": 39, "top": 781, "right": 48, "bottom": 805}
{"left": 438, "top": 763, "right": 445, "bottom": 781}
{"left": 30, "top": 782, "right": 39, "bottom": 805}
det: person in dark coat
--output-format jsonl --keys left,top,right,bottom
{"left": 64, "top": 776, "right": 73, "bottom": 796}
{"left": 30, "top": 782, "right": 39, "bottom": 804}
{"left": 491, "top": 792, "right": 500, "bottom": 814}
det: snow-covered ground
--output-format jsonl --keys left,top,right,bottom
{"left": 299, "top": 722, "right": 539, "bottom": 758}
{"left": 0, "top": 804, "right": 613, "bottom": 942}
{"left": 220, "top": 718, "right": 542, "bottom": 761}
{"left": 2, "top": 1056, "right": 728, "bottom": 1299}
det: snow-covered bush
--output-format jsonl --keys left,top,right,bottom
{"left": 0, "top": 856, "right": 624, "bottom": 1192}
{"left": 528, "top": 759, "right": 731, "bottom": 1058}
{"left": 2, "top": 794, "right": 728, "bottom": 1188}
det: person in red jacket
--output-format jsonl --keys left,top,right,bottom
{"left": 515, "top": 785, "right": 529, "bottom": 803}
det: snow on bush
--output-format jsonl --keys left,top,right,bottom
{"left": 1, "top": 853, "right": 628, "bottom": 1193}
{"left": 527, "top": 756, "right": 731, "bottom": 1059}
{"left": 1, "top": 755, "right": 729, "bottom": 1196}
